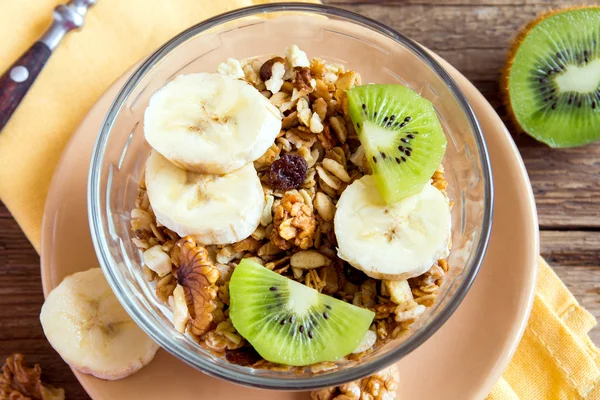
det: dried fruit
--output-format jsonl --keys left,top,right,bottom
{"left": 176, "top": 236, "right": 220, "bottom": 336}
{"left": 344, "top": 263, "right": 368, "bottom": 285}
{"left": 268, "top": 154, "right": 308, "bottom": 190}
{"left": 260, "top": 56, "right": 285, "bottom": 82}
{"left": 225, "top": 347, "right": 263, "bottom": 366}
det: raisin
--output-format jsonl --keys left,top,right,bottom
{"left": 225, "top": 346, "right": 263, "bottom": 366}
{"left": 260, "top": 56, "right": 285, "bottom": 82}
{"left": 344, "top": 263, "right": 368, "bottom": 285}
{"left": 268, "top": 154, "right": 308, "bottom": 190}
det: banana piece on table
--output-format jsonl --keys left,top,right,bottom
{"left": 145, "top": 150, "right": 264, "bottom": 244}
{"left": 40, "top": 268, "right": 159, "bottom": 380}
{"left": 144, "top": 72, "right": 282, "bottom": 175}
{"left": 334, "top": 176, "right": 451, "bottom": 280}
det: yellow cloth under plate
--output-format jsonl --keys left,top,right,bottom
{"left": 488, "top": 258, "right": 600, "bottom": 400}
{"left": 0, "top": 1, "right": 598, "bottom": 398}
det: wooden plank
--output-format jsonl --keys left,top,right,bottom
{"left": 323, "top": 0, "right": 600, "bottom": 228}
{"left": 540, "top": 231, "right": 600, "bottom": 344}
{"left": 0, "top": 202, "right": 89, "bottom": 399}
{"left": 541, "top": 231, "right": 600, "bottom": 266}
{"left": 519, "top": 139, "right": 600, "bottom": 229}
{"left": 1, "top": 1, "right": 599, "bottom": 398}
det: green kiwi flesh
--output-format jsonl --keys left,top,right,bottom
{"left": 347, "top": 84, "right": 447, "bottom": 204}
{"left": 229, "top": 259, "right": 375, "bottom": 366}
{"left": 507, "top": 7, "right": 600, "bottom": 147}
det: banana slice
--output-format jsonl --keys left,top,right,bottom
{"left": 40, "top": 268, "right": 159, "bottom": 380}
{"left": 334, "top": 176, "right": 451, "bottom": 280}
{"left": 144, "top": 72, "right": 282, "bottom": 174}
{"left": 145, "top": 150, "right": 264, "bottom": 244}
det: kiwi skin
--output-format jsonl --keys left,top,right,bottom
{"left": 501, "top": 6, "right": 600, "bottom": 144}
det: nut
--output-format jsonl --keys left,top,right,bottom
{"left": 292, "top": 67, "right": 313, "bottom": 92}
{"left": 270, "top": 91, "right": 291, "bottom": 108}
{"left": 285, "top": 44, "right": 310, "bottom": 68}
{"left": 276, "top": 136, "right": 293, "bottom": 152}
{"left": 335, "top": 71, "right": 357, "bottom": 91}
{"left": 260, "top": 57, "right": 286, "bottom": 94}
{"left": 242, "top": 62, "right": 260, "bottom": 85}
{"left": 254, "top": 143, "right": 280, "bottom": 170}
{"left": 297, "top": 97, "right": 313, "bottom": 127}
{"left": 314, "top": 79, "right": 332, "bottom": 101}
{"left": 290, "top": 250, "right": 331, "bottom": 269}
{"left": 171, "top": 284, "right": 189, "bottom": 333}
{"left": 176, "top": 237, "right": 220, "bottom": 336}
{"left": 310, "top": 364, "right": 398, "bottom": 400}
{"left": 314, "top": 97, "right": 328, "bottom": 121}
{"left": 232, "top": 237, "right": 262, "bottom": 253}
{"left": 142, "top": 245, "right": 172, "bottom": 277}
{"left": 217, "top": 58, "right": 244, "bottom": 79}
{"left": 0, "top": 353, "right": 65, "bottom": 400}
{"left": 271, "top": 191, "right": 317, "bottom": 250}
{"left": 215, "top": 245, "right": 242, "bottom": 264}
{"left": 384, "top": 280, "right": 413, "bottom": 305}
{"left": 282, "top": 111, "right": 299, "bottom": 129}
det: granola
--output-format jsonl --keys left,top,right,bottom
{"left": 131, "top": 46, "right": 452, "bottom": 380}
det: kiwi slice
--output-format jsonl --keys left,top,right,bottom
{"left": 347, "top": 84, "right": 447, "bottom": 204}
{"left": 503, "top": 7, "right": 600, "bottom": 147}
{"left": 229, "top": 259, "right": 375, "bottom": 366}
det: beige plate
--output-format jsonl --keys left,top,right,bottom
{"left": 40, "top": 54, "right": 538, "bottom": 399}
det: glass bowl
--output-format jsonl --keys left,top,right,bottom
{"left": 88, "top": 3, "right": 493, "bottom": 391}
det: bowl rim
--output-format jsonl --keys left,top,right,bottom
{"left": 88, "top": 2, "right": 494, "bottom": 391}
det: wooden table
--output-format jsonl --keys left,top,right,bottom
{"left": 1, "top": 1, "right": 598, "bottom": 398}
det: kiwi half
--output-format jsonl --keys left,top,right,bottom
{"left": 503, "top": 7, "right": 600, "bottom": 147}
{"left": 347, "top": 84, "right": 447, "bottom": 204}
{"left": 229, "top": 259, "right": 375, "bottom": 366}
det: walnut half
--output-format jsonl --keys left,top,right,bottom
{"left": 175, "top": 236, "right": 220, "bottom": 336}
{"left": 0, "top": 353, "right": 64, "bottom": 400}
{"left": 311, "top": 364, "right": 399, "bottom": 400}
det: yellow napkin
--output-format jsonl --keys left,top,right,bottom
{"left": 0, "top": 0, "right": 314, "bottom": 253}
{"left": 0, "top": 1, "right": 598, "bottom": 398}
{"left": 488, "top": 258, "right": 600, "bottom": 399}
